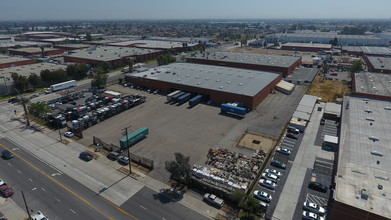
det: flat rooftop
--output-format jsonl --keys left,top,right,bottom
{"left": 189, "top": 51, "right": 300, "bottom": 68}
{"left": 361, "top": 46, "right": 391, "bottom": 56}
{"left": 9, "top": 47, "right": 61, "bottom": 53}
{"left": 109, "top": 40, "right": 198, "bottom": 49}
{"left": 337, "top": 96, "right": 391, "bottom": 218}
{"left": 128, "top": 62, "right": 280, "bottom": 97}
{"left": 65, "top": 46, "right": 161, "bottom": 62}
{"left": 0, "top": 62, "right": 67, "bottom": 78}
{"left": 0, "top": 54, "right": 31, "bottom": 64}
{"left": 55, "top": 44, "right": 89, "bottom": 49}
{"left": 282, "top": 42, "right": 332, "bottom": 49}
{"left": 366, "top": 56, "right": 391, "bottom": 71}
{"left": 354, "top": 72, "right": 391, "bottom": 97}
{"left": 276, "top": 33, "right": 383, "bottom": 40}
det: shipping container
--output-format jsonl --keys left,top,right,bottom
{"left": 167, "top": 90, "right": 181, "bottom": 101}
{"left": 189, "top": 95, "right": 202, "bottom": 107}
{"left": 221, "top": 104, "right": 246, "bottom": 116}
{"left": 50, "top": 80, "right": 77, "bottom": 92}
{"left": 177, "top": 93, "right": 192, "bottom": 104}
{"left": 171, "top": 92, "right": 186, "bottom": 102}
{"left": 120, "top": 127, "right": 149, "bottom": 148}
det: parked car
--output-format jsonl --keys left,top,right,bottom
{"left": 118, "top": 156, "right": 130, "bottom": 165}
{"left": 265, "top": 169, "right": 282, "bottom": 177}
{"left": 276, "top": 147, "right": 291, "bottom": 156}
{"left": 261, "top": 173, "right": 278, "bottom": 183}
{"left": 30, "top": 94, "right": 39, "bottom": 99}
{"left": 287, "top": 126, "right": 300, "bottom": 134}
{"left": 0, "top": 184, "right": 14, "bottom": 197}
{"left": 303, "top": 201, "right": 326, "bottom": 216}
{"left": 302, "top": 211, "right": 325, "bottom": 220}
{"left": 259, "top": 179, "right": 276, "bottom": 190}
{"left": 253, "top": 190, "right": 272, "bottom": 203}
{"left": 320, "top": 118, "right": 325, "bottom": 125}
{"left": 1, "top": 150, "right": 14, "bottom": 159}
{"left": 203, "top": 193, "right": 224, "bottom": 208}
{"left": 79, "top": 152, "right": 93, "bottom": 161}
{"left": 286, "top": 132, "right": 298, "bottom": 139}
{"left": 64, "top": 131, "right": 74, "bottom": 138}
{"left": 308, "top": 182, "right": 328, "bottom": 193}
{"left": 270, "top": 159, "right": 286, "bottom": 170}
{"left": 7, "top": 98, "right": 20, "bottom": 103}
{"left": 107, "top": 151, "right": 119, "bottom": 161}
{"left": 31, "top": 210, "right": 49, "bottom": 220}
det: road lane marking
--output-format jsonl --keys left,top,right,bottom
{"left": 139, "top": 205, "right": 147, "bottom": 210}
{"left": 28, "top": 178, "right": 33, "bottom": 182}
{"left": 51, "top": 173, "right": 61, "bottom": 177}
{"left": 32, "top": 187, "right": 37, "bottom": 191}
{"left": 17, "top": 170, "right": 22, "bottom": 174}
{"left": 70, "top": 209, "right": 76, "bottom": 214}
{"left": 54, "top": 197, "right": 60, "bottom": 202}
{"left": 7, "top": 163, "right": 12, "bottom": 166}
{"left": 41, "top": 188, "right": 46, "bottom": 192}
{"left": 0, "top": 143, "right": 134, "bottom": 220}
{"left": 12, "top": 148, "right": 20, "bottom": 150}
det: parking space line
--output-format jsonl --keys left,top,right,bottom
{"left": 283, "top": 139, "right": 296, "bottom": 144}
{"left": 306, "top": 193, "right": 328, "bottom": 206}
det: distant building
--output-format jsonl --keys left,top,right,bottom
{"left": 125, "top": 62, "right": 282, "bottom": 109}
{"left": 186, "top": 51, "right": 301, "bottom": 76}
{"left": 109, "top": 39, "right": 199, "bottom": 52}
{"left": 363, "top": 56, "right": 391, "bottom": 74}
{"left": 8, "top": 47, "right": 64, "bottom": 57}
{"left": 280, "top": 42, "right": 332, "bottom": 52}
{"left": 54, "top": 44, "right": 90, "bottom": 51}
{"left": 342, "top": 46, "right": 391, "bottom": 57}
{"left": 0, "top": 54, "right": 33, "bottom": 68}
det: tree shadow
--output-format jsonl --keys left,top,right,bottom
{"left": 152, "top": 188, "right": 184, "bottom": 204}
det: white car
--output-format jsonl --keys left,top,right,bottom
{"left": 265, "top": 169, "right": 282, "bottom": 177}
{"left": 253, "top": 190, "right": 272, "bottom": 203}
{"left": 203, "top": 193, "right": 224, "bottom": 208}
{"left": 0, "top": 179, "right": 4, "bottom": 186}
{"left": 303, "top": 202, "right": 326, "bottom": 216}
{"left": 276, "top": 147, "right": 291, "bottom": 156}
{"left": 31, "top": 210, "right": 49, "bottom": 220}
{"left": 64, "top": 131, "right": 74, "bottom": 138}
{"left": 302, "top": 211, "right": 325, "bottom": 220}
{"left": 261, "top": 173, "right": 278, "bottom": 183}
{"left": 259, "top": 179, "right": 276, "bottom": 190}
{"left": 118, "top": 156, "right": 130, "bottom": 165}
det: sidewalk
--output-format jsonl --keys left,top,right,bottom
{"left": 0, "top": 197, "right": 26, "bottom": 220}
{"left": 0, "top": 110, "right": 221, "bottom": 219}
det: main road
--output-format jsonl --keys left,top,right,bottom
{"left": 0, "top": 137, "right": 209, "bottom": 220}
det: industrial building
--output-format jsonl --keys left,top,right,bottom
{"left": 330, "top": 96, "right": 391, "bottom": 220}
{"left": 342, "top": 46, "right": 391, "bottom": 57}
{"left": 186, "top": 51, "right": 301, "bottom": 76}
{"left": 54, "top": 44, "right": 90, "bottom": 51}
{"left": 280, "top": 42, "right": 332, "bottom": 52}
{"left": 353, "top": 72, "right": 391, "bottom": 100}
{"left": 363, "top": 56, "right": 391, "bottom": 74}
{"left": 0, "top": 54, "right": 33, "bottom": 68}
{"left": 289, "top": 94, "right": 318, "bottom": 132}
{"left": 125, "top": 63, "right": 282, "bottom": 109}
{"left": 266, "top": 33, "right": 389, "bottom": 46}
{"left": 63, "top": 46, "right": 162, "bottom": 66}
{"left": 0, "top": 62, "right": 67, "bottom": 95}
{"left": 8, "top": 47, "right": 64, "bottom": 57}
{"left": 109, "top": 39, "right": 199, "bottom": 52}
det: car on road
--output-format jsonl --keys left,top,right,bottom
{"left": 0, "top": 184, "right": 14, "bottom": 197}
{"left": 276, "top": 147, "right": 291, "bottom": 156}
{"left": 64, "top": 131, "right": 74, "bottom": 138}
{"left": 308, "top": 182, "right": 328, "bottom": 193}
{"left": 265, "top": 169, "right": 282, "bottom": 177}
{"left": 118, "top": 156, "right": 130, "bottom": 165}
{"left": 31, "top": 210, "right": 49, "bottom": 220}
{"left": 259, "top": 179, "right": 276, "bottom": 190}
{"left": 270, "top": 159, "right": 286, "bottom": 170}
{"left": 261, "top": 173, "right": 278, "bottom": 183}
{"left": 203, "top": 193, "right": 224, "bottom": 208}
{"left": 303, "top": 201, "right": 326, "bottom": 216}
{"left": 1, "top": 150, "right": 14, "bottom": 159}
{"left": 30, "top": 94, "right": 39, "bottom": 99}
{"left": 286, "top": 132, "right": 298, "bottom": 139}
{"left": 303, "top": 211, "right": 325, "bottom": 220}
{"left": 7, "top": 97, "right": 20, "bottom": 103}
{"left": 79, "top": 152, "right": 93, "bottom": 161}
{"left": 253, "top": 190, "right": 272, "bottom": 203}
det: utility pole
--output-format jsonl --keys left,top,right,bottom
{"left": 21, "top": 190, "right": 32, "bottom": 220}
{"left": 15, "top": 88, "right": 30, "bottom": 126}
{"left": 57, "top": 120, "right": 63, "bottom": 142}
{"left": 123, "top": 126, "right": 132, "bottom": 174}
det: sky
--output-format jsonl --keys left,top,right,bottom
{"left": 0, "top": 0, "right": 390, "bottom": 21}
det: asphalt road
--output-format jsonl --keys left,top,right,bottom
{"left": 120, "top": 187, "right": 210, "bottom": 220}
{"left": 0, "top": 137, "right": 133, "bottom": 220}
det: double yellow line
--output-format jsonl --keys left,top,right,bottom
{"left": 0, "top": 143, "right": 137, "bottom": 220}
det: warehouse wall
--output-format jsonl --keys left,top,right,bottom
{"left": 329, "top": 200, "right": 389, "bottom": 220}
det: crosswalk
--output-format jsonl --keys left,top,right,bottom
{"left": 306, "top": 193, "right": 328, "bottom": 207}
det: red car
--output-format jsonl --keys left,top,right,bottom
{"left": 0, "top": 184, "right": 14, "bottom": 197}
{"left": 286, "top": 132, "right": 298, "bottom": 139}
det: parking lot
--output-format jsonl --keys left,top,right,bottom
{"left": 314, "top": 118, "right": 339, "bottom": 147}
{"left": 69, "top": 82, "right": 307, "bottom": 183}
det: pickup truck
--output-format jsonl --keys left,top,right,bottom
{"left": 203, "top": 193, "right": 224, "bottom": 208}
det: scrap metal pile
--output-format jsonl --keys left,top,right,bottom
{"left": 192, "top": 148, "right": 265, "bottom": 192}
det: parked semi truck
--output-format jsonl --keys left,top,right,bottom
{"left": 119, "top": 127, "right": 149, "bottom": 148}
{"left": 189, "top": 95, "right": 202, "bottom": 107}
{"left": 171, "top": 92, "right": 185, "bottom": 102}
{"left": 167, "top": 90, "right": 181, "bottom": 101}
{"left": 177, "top": 93, "right": 192, "bottom": 104}
{"left": 50, "top": 80, "right": 77, "bottom": 92}
{"left": 220, "top": 103, "right": 246, "bottom": 116}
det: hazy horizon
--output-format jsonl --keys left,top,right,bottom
{"left": 1, "top": 0, "right": 390, "bottom": 21}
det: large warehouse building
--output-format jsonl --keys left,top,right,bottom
{"left": 8, "top": 47, "right": 64, "bottom": 57}
{"left": 353, "top": 72, "right": 391, "bottom": 100}
{"left": 125, "top": 63, "right": 282, "bottom": 109}
{"left": 363, "top": 56, "right": 391, "bottom": 74}
{"left": 0, "top": 55, "right": 33, "bottom": 68}
{"left": 280, "top": 42, "right": 332, "bottom": 52}
{"left": 64, "top": 46, "right": 162, "bottom": 66}
{"left": 342, "top": 46, "right": 391, "bottom": 57}
{"left": 109, "top": 39, "right": 199, "bottom": 52}
{"left": 329, "top": 96, "right": 391, "bottom": 220}
{"left": 186, "top": 51, "right": 301, "bottom": 76}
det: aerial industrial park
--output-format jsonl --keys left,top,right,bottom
{"left": 1, "top": 1, "right": 391, "bottom": 220}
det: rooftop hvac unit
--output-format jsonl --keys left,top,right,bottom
{"left": 370, "top": 151, "right": 383, "bottom": 156}
{"left": 368, "top": 136, "right": 379, "bottom": 141}
{"left": 366, "top": 117, "right": 375, "bottom": 121}
{"left": 361, "top": 189, "right": 369, "bottom": 200}
{"left": 364, "top": 109, "right": 372, "bottom": 113}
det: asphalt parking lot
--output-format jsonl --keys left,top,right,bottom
{"left": 314, "top": 119, "right": 339, "bottom": 147}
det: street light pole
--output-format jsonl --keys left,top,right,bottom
{"left": 124, "top": 126, "right": 132, "bottom": 174}
{"left": 15, "top": 88, "right": 30, "bottom": 126}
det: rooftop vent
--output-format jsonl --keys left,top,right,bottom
{"left": 368, "top": 136, "right": 379, "bottom": 141}
{"left": 384, "top": 107, "right": 391, "bottom": 110}
{"left": 366, "top": 117, "right": 375, "bottom": 121}
{"left": 375, "top": 175, "right": 389, "bottom": 181}
{"left": 239, "top": 83, "right": 243, "bottom": 86}
{"left": 364, "top": 109, "right": 372, "bottom": 113}
{"left": 220, "top": 86, "right": 224, "bottom": 89}
{"left": 361, "top": 189, "right": 369, "bottom": 200}
{"left": 351, "top": 169, "right": 365, "bottom": 175}
{"left": 370, "top": 151, "right": 383, "bottom": 157}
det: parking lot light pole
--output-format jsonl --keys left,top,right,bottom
{"left": 123, "top": 126, "right": 132, "bottom": 174}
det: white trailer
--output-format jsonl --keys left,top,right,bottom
{"left": 50, "top": 80, "right": 77, "bottom": 92}
{"left": 167, "top": 90, "right": 181, "bottom": 101}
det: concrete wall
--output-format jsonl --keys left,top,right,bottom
{"left": 329, "top": 200, "right": 389, "bottom": 220}
{"left": 0, "top": 59, "right": 33, "bottom": 68}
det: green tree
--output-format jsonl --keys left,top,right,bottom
{"left": 241, "top": 196, "right": 260, "bottom": 214}
{"left": 86, "top": 32, "right": 92, "bottom": 41}
{"left": 229, "top": 189, "right": 246, "bottom": 206}
{"left": 28, "top": 101, "right": 51, "bottom": 117}
{"left": 350, "top": 60, "right": 363, "bottom": 73}
{"left": 90, "top": 67, "right": 108, "bottom": 89}
{"left": 128, "top": 60, "right": 134, "bottom": 72}
{"left": 27, "top": 73, "right": 40, "bottom": 88}
{"left": 165, "top": 153, "right": 191, "bottom": 187}
{"left": 0, "top": 48, "right": 8, "bottom": 54}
